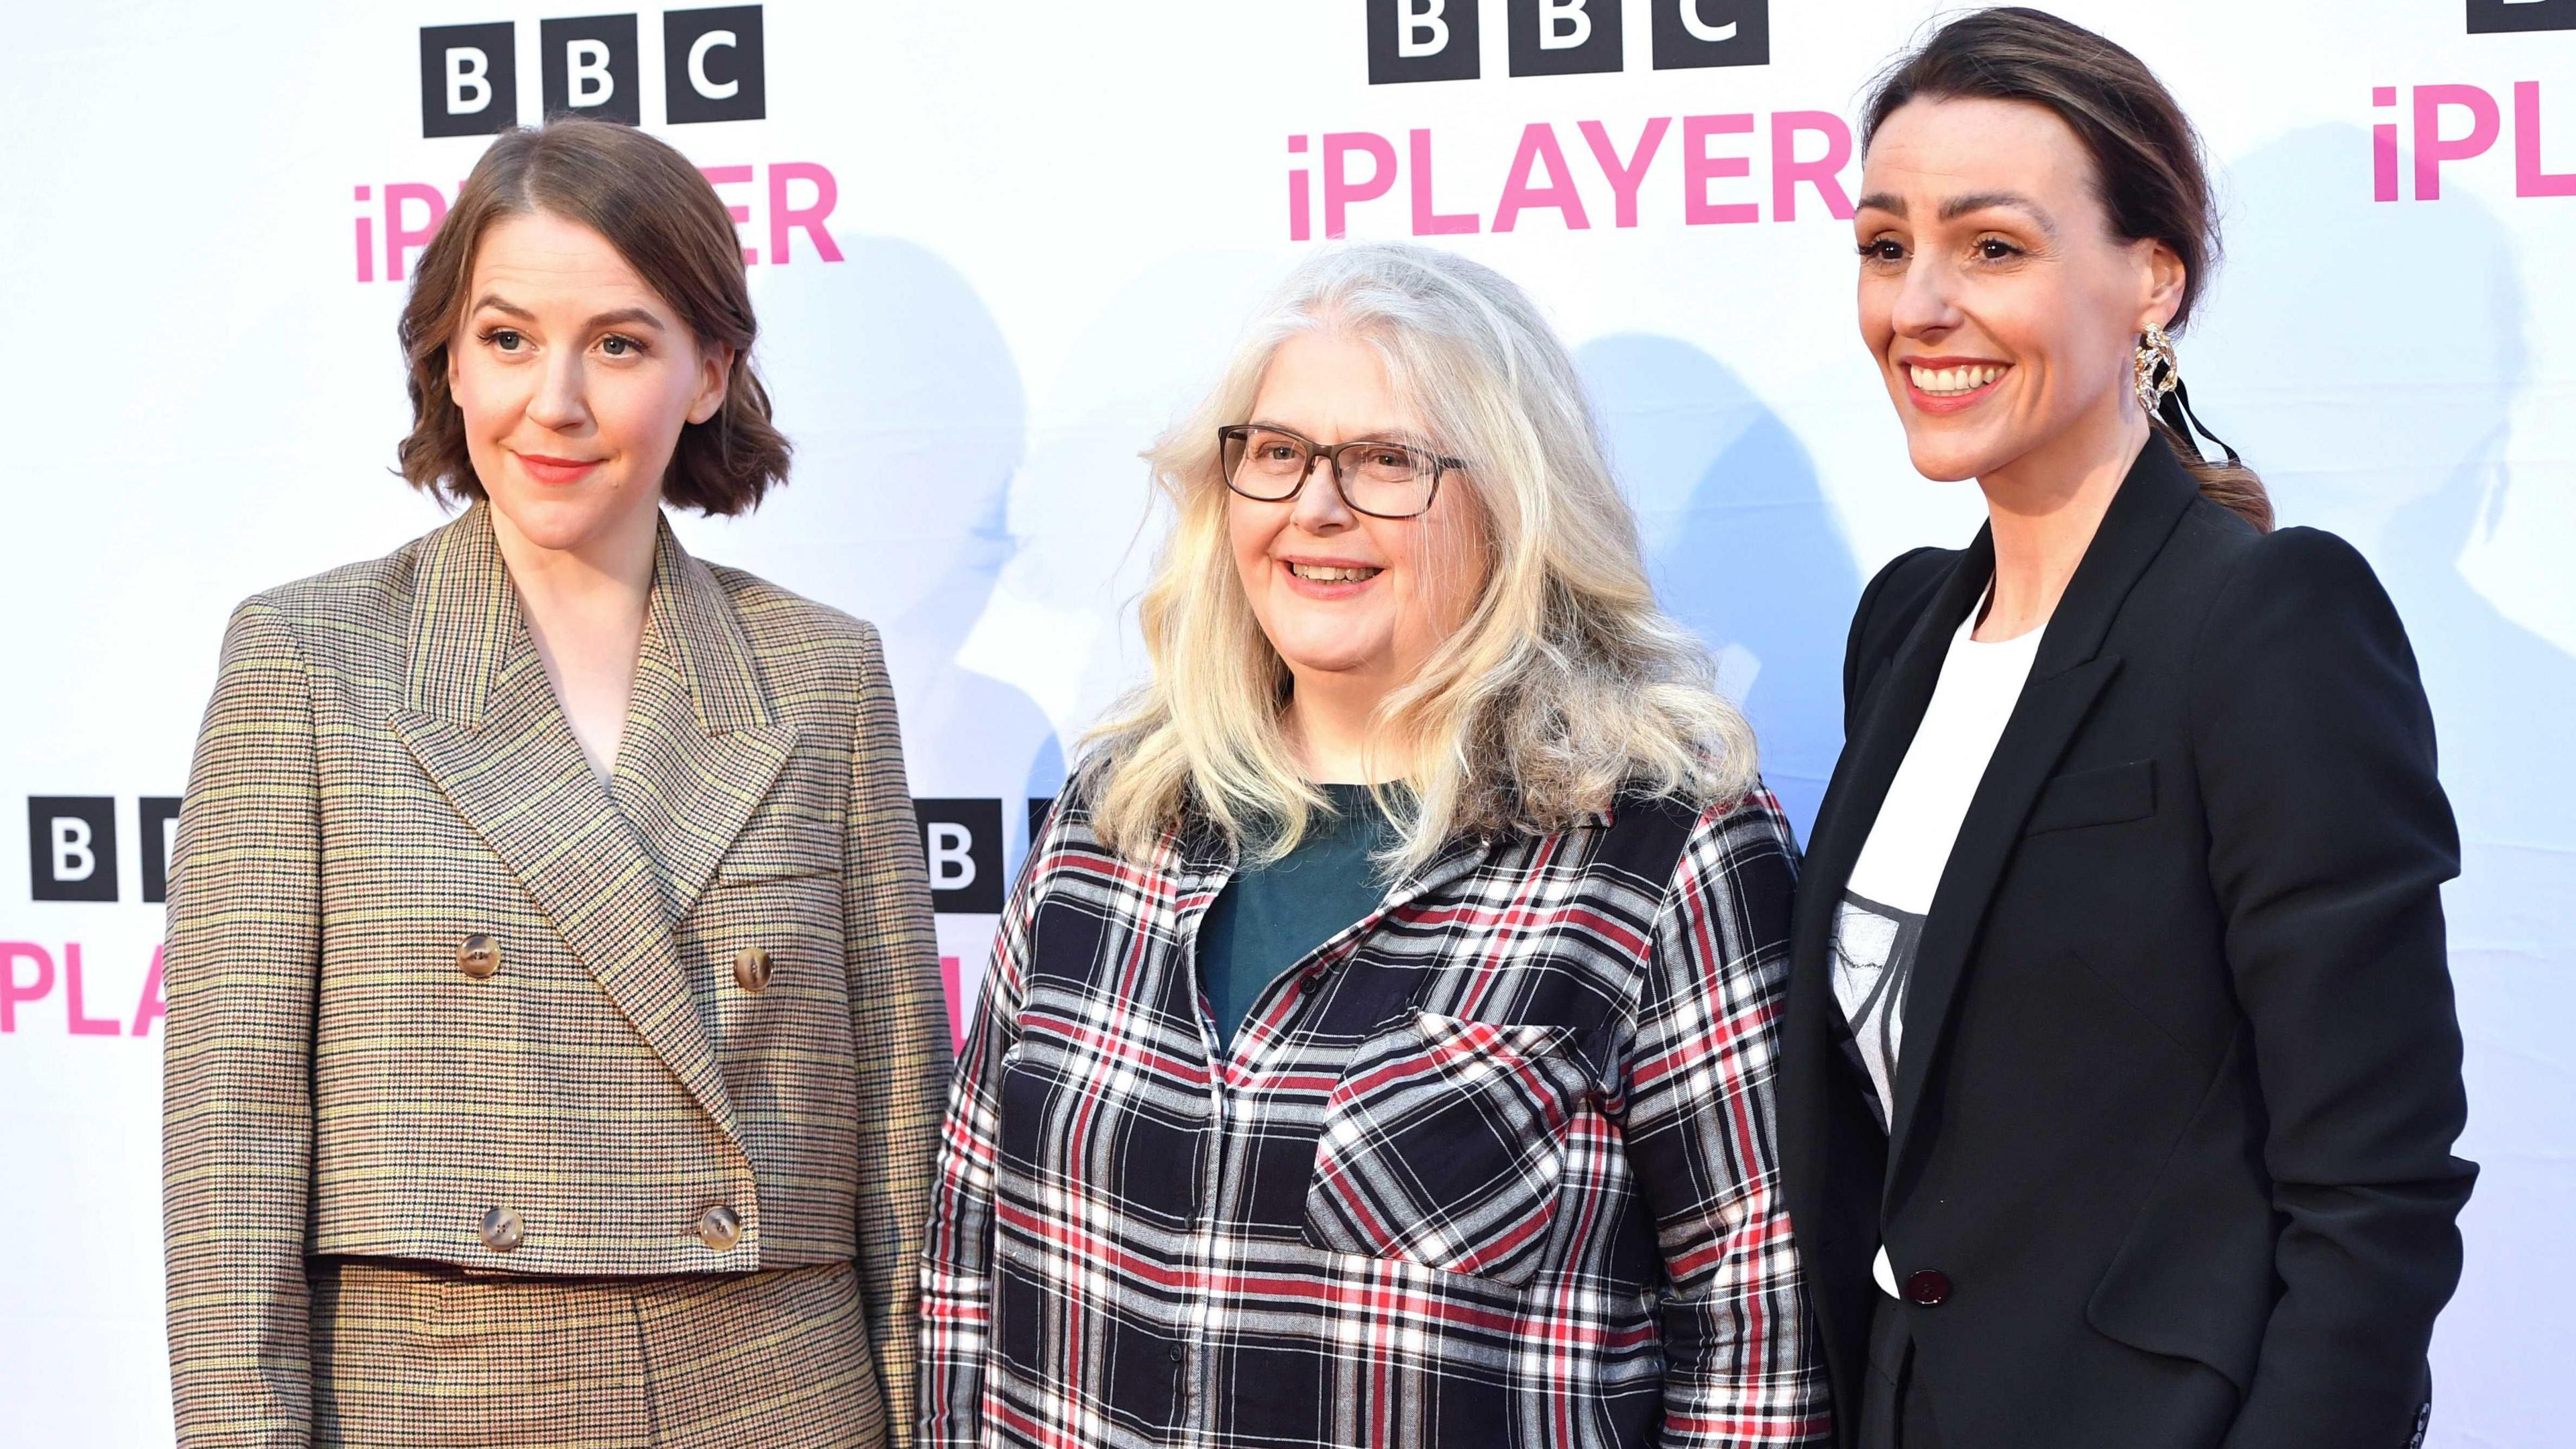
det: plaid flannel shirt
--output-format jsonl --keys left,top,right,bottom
{"left": 919, "top": 780, "right": 1830, "bottom": 1449}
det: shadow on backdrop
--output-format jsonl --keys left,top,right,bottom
{"left": 1579, "top": 334, "right": 1862, "bottom": 843}
{"left": 955, "top": 252, "right": 1287, "bottom": 859}
{"left": 749, "top": 237, "right": 1064, "bottom": 823}
{"left": 2195, "top": 123, "right": 2569, "bottom": 1449}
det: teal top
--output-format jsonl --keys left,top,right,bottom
{"left": 1195, "top": 783, "right": 1397, "bottom": 1055}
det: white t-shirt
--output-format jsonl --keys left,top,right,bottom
{"left": 1832, "top": 591, "right": 2044, "bottom": 1295}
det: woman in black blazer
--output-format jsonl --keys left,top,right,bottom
{"left": 1782, "top": 11, "right": 2474, "bottom": 1449}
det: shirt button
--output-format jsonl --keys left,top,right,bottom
{"left": 479, "top": 1205, "right": 524, "bottom": 1252}
{"left": 456, "top": 934, "right": 502, "bottom": 980}
{"left": 1169, "top": 1342, "right": 1185, "bottom": 1362}
{"left": 1904, "top": 1269, "right": 1952, "bottom": 1306}
{"left": 697, "top": 1203, "right": 743, "bottom": 1251}
{"left": 733, "top": 945, "right": 774, "bottom": 993}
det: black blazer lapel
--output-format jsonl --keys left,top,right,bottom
{"left": 1780, "top": 534, "right": 1988, "bottom": 1395}
{"left": 1784, "top": 532, "right": 1984, "bottom": 1192}
{"left": 1881, "top": 441, "right": 2204, "bottom": 1189}
{"left": 1795, "top": 539, "right": 1993, "bottom": 934}
{"left": 387, "top": 505, "right": 744, "bottom": 1150}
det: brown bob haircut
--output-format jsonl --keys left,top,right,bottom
{"left": 395, "top": 115, "right": 790, "bottom": 515}
{"left": 1864, "top": 7, "right": 2271, "bottom": 531}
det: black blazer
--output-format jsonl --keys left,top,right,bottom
{"left": 1780, "top": 439, "right": 2475, "bottom": 1449}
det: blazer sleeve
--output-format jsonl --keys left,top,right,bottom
{"left": 162, "top": 599, "right": 321, "bottom": 1448}
{"left": 841, "top": 623, "right": 954, "bottom": 1448}
{"left": 1842, "top": 547, "right": 1944, "bottom": 735}
{"left": 2190, "top": 529, "right": 2475, "bottom": 1448}
{"left": 1618, "top": 796, "right": 1832, "bottom": 1447}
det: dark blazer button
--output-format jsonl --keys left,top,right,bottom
{"left": 457, "top": 934, "right": 502, "bottom": 979}
{"left": 733, "top": 945, "right": 774, "bottom": 993}
{"left": 1905, "top": 1269, "right": 1951, "bottom": 1306}
{"left": 480, "top": 1205, "right": 524, "bottom": 1252}
{"left": 697, "top": 1203, "right": 743, "bottom": 1250}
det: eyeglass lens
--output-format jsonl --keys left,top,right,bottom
{"left": 1223, "top": 427, "right": 1436, "bottom": 517}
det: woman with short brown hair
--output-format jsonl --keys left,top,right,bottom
{"left": 162, "top": 116, "right": 949, "bottom": 1447}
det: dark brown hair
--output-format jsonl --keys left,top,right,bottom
{"left": 395, "top": 116, "right": 789, "bottom": 515}
{"left": 1864, "top": 7, "right": 2271, "bottom": 531}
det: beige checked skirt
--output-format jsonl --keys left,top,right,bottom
{"left": 308, "top": 1258, "right": 887, "bottom": 1448}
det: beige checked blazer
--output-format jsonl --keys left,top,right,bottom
{"left": 162, "top": 503, "right": 950, "bottom": 1446}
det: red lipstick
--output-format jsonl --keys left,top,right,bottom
{"left": 517, "top": 452, "right": 602, "bottom": 486}
{"left": 1896, "top": 356, "right": 2012, "bottom": 417}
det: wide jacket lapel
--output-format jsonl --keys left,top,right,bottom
{"left": 607, "top": 521, "right": 797, "bottom": 924}
{"left": 386, "top": 504, "right": 745, "bottom": 1149}
{"left": 1795, "top": 542, "right": 1994, "bottom": 949}
{"left": 1781, "top": 538, "right": 1988, "bottom": 1220}
{"left": 1880, "top": 441, "right": 2203, "bottom": 1191}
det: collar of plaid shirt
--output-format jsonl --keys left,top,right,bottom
{"left": 920, "top": 782, "right": 1830, "bottom": 1448}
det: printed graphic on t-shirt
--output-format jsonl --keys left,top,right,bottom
{"left": 1831, "top": 890, "right": 1926, "bottom": 1130}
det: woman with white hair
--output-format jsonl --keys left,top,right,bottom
{"left": 918, "top": 243, "right": 1828, "bottom": 1448}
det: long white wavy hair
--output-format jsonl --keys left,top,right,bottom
{"left": 1082, "top": 242, "right": 1759, "bottom": 875}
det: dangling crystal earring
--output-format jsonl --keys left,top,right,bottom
{"left": 2133, "top": 322, "right": 2180, "bottom": 417}
{"left": 2133, "top": 322, "right": 2247, "bottom": 467}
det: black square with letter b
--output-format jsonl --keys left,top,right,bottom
{"left": 1368, "top": 0, "right": 1479, "bottom": 84}
{"left": 420, "top": 21, "right": 519, "bottom": 138}
{"left": 914, "top": 798, "right": 1004, "bottom": 914}
{"left": 541, "top": 13, "right": 640, "bottom": 125}
{"left": 2467, "top": 0, "right": 2576, "bottom": 32}
{"left": 1509, "top": 0, "right": 1622, "bottom": 77}
{"left": 29, "top": 797, "right": 117, "bottom": 903}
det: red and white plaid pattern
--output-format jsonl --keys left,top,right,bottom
{"left": 920, "top": 780, "right": 1830, "bottom": 1448}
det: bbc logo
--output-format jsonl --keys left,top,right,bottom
{"left": 30, "top": 794, "right": 1043, "bottom": 913}
{"left": 913, "top": 798, "right": 1056, "bottom": 916}
{"left": 27, "top": 797, "right": 182, "bottom": 904}
{"left": 421, "top": 5, "right": 767, "bottom": 139}
{"left": 1368, "top": 0, "right": 1768, "bottom": 84}
{"left": 2469, "top": 0, "right": 2576, "bottom": 32}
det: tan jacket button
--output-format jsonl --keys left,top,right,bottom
{"left": 697, "top": 1203, "right": 743, "bottom": 1251}
{"left": 457, "top": 934, "right": 502, "bottom": 980}
{"left": 733, "top": 946, "right": 773, "bottom": 993}
{"left": 480, "top": 1205, "right": 524, "bottom": 1252}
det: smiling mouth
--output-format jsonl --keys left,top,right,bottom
{"left": 1907, "top": 362, "right": 2009, "bottom": 398}
{"left": 1286, "top": 562, "right": 1383, "bottom": 583}
{"left": 516, "top": 452, "right": 604, "bottom": 484}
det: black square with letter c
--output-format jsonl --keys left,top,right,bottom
{"left": 665, "top": 6, "right": 766, "bottom": 124}
{"left": 1653, "top": 0, "right": 1770, "bottom": 70}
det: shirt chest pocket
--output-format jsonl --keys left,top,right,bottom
{"left": 1300, "top": 1010, "right": 1589, "bottom": 1290}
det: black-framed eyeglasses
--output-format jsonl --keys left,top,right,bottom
{"left": 1218, "top": 423, "right": 1464, "bottom": 520}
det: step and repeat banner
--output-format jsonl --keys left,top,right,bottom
{"left": 3, "top": 1, "right": 2570, "bottom": 1442}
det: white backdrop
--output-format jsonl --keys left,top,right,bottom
{"left": 2, "top": 2, "right": 2570, "bottom": 1443}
